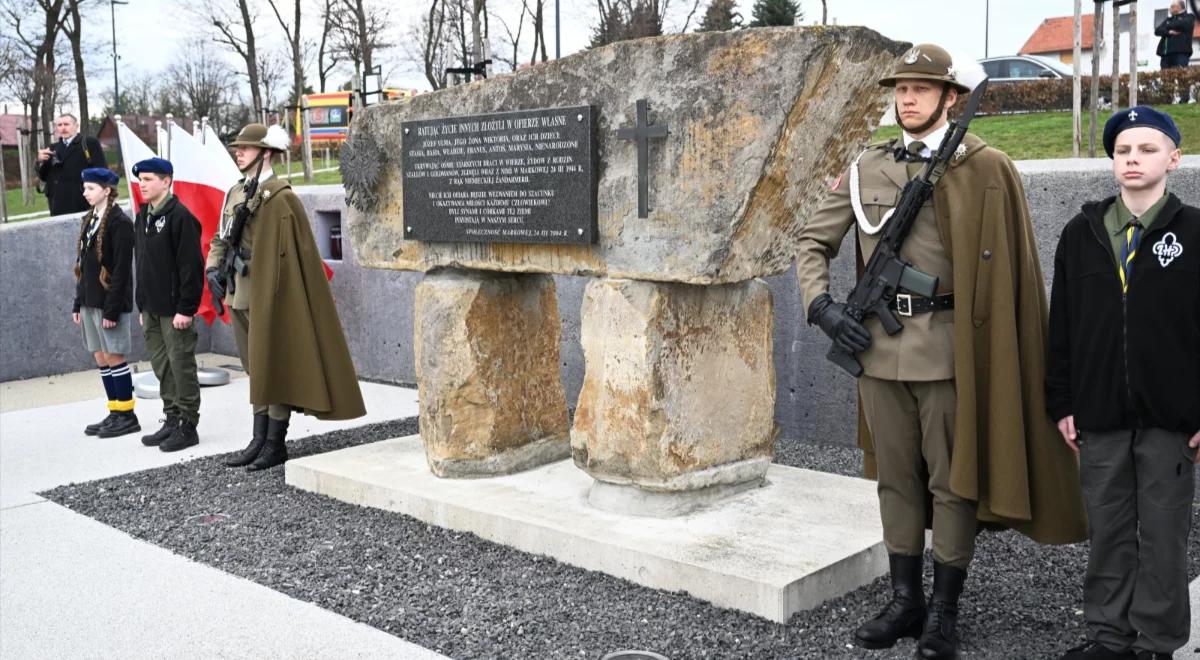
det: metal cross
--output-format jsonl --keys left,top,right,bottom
{"left": 615, "top": 99, "right": 669, "bottom": 218}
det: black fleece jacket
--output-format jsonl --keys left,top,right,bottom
{"left": 133, "top": 195, "right": 204, "bottom": 317}
{"left": 1046, "top": 193, "right": 1200, "bottom": 435}
{"left": 73, "top": 205, "right": 135, "bottom": 320}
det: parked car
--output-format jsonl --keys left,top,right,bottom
{"left": 979, "top": 55, "right": 1074, "bottom": 82}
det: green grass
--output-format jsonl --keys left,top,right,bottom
{"left": 273, "top": 157, "right": 342, "bottom": 186}
{"left": 872, "top": 103, "right": 1200, "bottom": 160}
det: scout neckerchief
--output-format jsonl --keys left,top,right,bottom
{"left": 82, "top": 203, "right": 106, "bottom": 251}
{"left": 145, "top": 195, "right": 172, "bottom": 236}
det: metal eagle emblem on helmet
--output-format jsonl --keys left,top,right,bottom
{"left": 904, "top": 48, "right": 921, "bottom": 64}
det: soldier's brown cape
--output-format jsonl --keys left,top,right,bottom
{"left": 855, "top": 133, "right": 1087, "bottom": 545}
{"left": 245, "top": 179, "right": 366, "bottom": 420}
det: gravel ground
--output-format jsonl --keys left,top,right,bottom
{"left": 43, "top": 419, "right": 1199, "bottom": 660}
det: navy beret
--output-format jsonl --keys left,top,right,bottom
{"left": 131, "top": 157, "right": 173, "bottom": 177}
{"left": 81, "top": 167, "right": 119, "bottom": 187}
{"left": 1103, "top": 105, "right": 1181, "bottom": 158}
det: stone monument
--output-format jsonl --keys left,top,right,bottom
{"left": 342, "top": 26, "right": 907, "bottom": 506}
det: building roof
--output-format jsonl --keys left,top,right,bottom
{"left": 1020, "top": 16, "right": 1097, "bottom": 55}
{"left": 1021, "top": 13, "right": 1200, "bottom": 55}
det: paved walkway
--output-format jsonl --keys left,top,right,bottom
{"left": 0, "top": 365, "right": 447, "bottom": 659}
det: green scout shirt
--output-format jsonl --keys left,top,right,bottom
{"left": 1103, "top": 192, "right": 1168, "bottom": 269}
{"left": 148, "top": 193, "right": 176, "bottom": 215}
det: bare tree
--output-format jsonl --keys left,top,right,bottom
{"left": 412, "top": 0, "right": 449, "bottom": 89}
{"left": 265, "top": 0, "right": 304, "bottom": 105}
{"left": 530, "top": 0, "right": 547, "bottom": 62}
{"left": 258, "top": 48, "right": 289, "bottom": 114}
{"left": 316, "top": 0, "right": 341, "bottom": 92}
{"left": 492, "top": 0, "right": 528, "bottom": 71}
{"left": 202, "top": 0, "right": 262, "bottom": 114}
{"left": 329, "top": 0, "right": 392, "bottom": 81}
{"left": 61, "top": 0, "right": 88, "bottom": 134}
{"left": 2, "top": 0, "right": 70, "bottom": 148}
{"left": 820, "top": 0, "right": 827, "bottom": 24}
{"left": 167, "top": 40, "right": 235, "bottom": 123}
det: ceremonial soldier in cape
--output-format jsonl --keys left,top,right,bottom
{"left": 795, "top": 44, "right": 1087, "bottom": 659}
{"left": 207, "top": 123, "right": 366, "bottom": 472}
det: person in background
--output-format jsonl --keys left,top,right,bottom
{"left": 73, "top": 167, "right": 137, "bottom": 438}
{"left": 1155, "top": 0, "right": 1195, "bottom": 70}
{"left": 36, "top": 114, "right": 107, "bottom": 216}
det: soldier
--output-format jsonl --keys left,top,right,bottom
{"left": 795, "top": 44, "right": 1087, "bottom": 659}
{"left": 207, "top": 123, "right": 365, "bottom": 472}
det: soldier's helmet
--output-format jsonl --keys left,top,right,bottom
{"left": 878, "top": 44, "right": 972, "bottom": 94}
{"left": 230, "top": 123, "right": 290, "bottom": 152}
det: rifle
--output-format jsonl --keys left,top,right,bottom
{"left": 211, "top": 157, "right": 265, "bottom": 315}
{"left": 827, "top": 78, "right": 990, "bottom": 377}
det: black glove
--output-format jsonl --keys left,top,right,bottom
{"left": 808, "top": 293, "right": 871, "bottom": 354}
{"left": 206, "top": 267, "right": 227, "bottom": 316}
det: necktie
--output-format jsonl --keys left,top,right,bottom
{"left": 904, "top": 141, "right": 927, "bottom": 178}
{"left": 1118, "top": 220, "right": 1142, "bottom": 294}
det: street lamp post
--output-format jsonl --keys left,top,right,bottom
{"left": 556, "top": 0, "right": 561, "bottom": 59}
{"left": 110, "top": 0, "right": 128, "bottom": 114}
{"left": 985, "top": 0, "right": 990, "bottom": 58}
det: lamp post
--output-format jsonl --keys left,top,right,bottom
{"left": 556, "top": 0, "right": 561, "bottom": 59}
{"left": 110, "top": 0, "right": 128, "bottom": 114}
{"left": 984, "top": 0, "right": 990, "bottom": 58}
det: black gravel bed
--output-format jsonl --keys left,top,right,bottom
{"left": 41, "top": 422, "right": 1199, "bottom": 660}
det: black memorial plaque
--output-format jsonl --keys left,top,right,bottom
{"left": 402, "top": 105, "right": 597, "bottom": 245}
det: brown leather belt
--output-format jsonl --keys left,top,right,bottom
{"left": 889, "top": 293, "right": 955, "bottom": 317}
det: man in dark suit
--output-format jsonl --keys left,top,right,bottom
{"left": 1155, "top": 0, "right": 1196, "bottom": 69}
{"left": 36, "top": 114, "right": 107, "bottom": 216}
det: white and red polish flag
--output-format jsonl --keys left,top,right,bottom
{"left": 116, "top": 119, "right": 155, "bottom": 212}
{"left": 167, "top": 123, "right": 240, "bottom": 325}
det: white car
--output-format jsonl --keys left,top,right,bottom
{"left": 979, "top": 55, "right": 1074, "bottom": 82}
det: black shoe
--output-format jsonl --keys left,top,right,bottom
{"left": 1060, "top": 641, "right": 1137, "bottom": 659}
{"left": 85, "top": 412, "right": 120, "bottom": 436}
{"left": 141, "top": 416, "right": 178, "bottom": 446}
{"left": 916, "top": 561, "right": 967, "bottom": 659}
{"left": 853, "top": 554, "right": 926, "bottom": 649}
{"left": 247, "top": 417, "right": 288, "bottom": 471}
{"left": 159, "top": 420, "right": 199, "bottom": 452}
{"left": 96, "top": 411, "right": 141, "bottom": 438}
{"left": 225, "top": 413, "right": 270, "bottom": 467}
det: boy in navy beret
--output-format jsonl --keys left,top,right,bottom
{"left": 1047, "top": 106, "right": 1199, "bottom": 660}
{"left": 131, "top": 157, "right": 205, "bottom": 452}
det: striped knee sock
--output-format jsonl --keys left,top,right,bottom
{"left": 99, "top": 366, "right": 117, "bottom": 411}
{"left": 110, "top": 362, "right": 135, "bottom": 412}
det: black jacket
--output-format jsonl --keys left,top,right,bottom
{"left": 1046, "top": 194, "right": 1200, "bottom": 435}
{"left": 36, "top": 135, "right": 106, "bottom": 216}
{"left": 1155, "top": 11, "right": 1195, "bottom": 57}
{"left": 134, "top": 196, "right": 204, "bottom": 317}
{"left": 73, "top": 205, "right": 135, "bottom": 321}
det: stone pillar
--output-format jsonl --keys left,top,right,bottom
{"left": 415, "top": 269, "right": 570, "bottom": 477}
{"left": 572, "top": 278, "right": 778, "bottom": 516}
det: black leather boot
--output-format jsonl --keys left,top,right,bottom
{"left": 225, "top": 413, "right": 270, "bottom": 467}
{"left": 160, "top": 419, "right": 199, "bottom": 452}
{"left": 247, "top": 417, "right": 289, "bottom": 471}
{"left": 141, "top": 416, "right": 178, "bottom": 446}
{"left": 853, "top": 554, "right": 926, "bottom": 649}
{"left": 917, "top": 561, "right": 968, "bottom": 659}
{"left": 97, "top": 411, "right": 141, "bottom": 438}
{"left": 85, "top": 412, "right": 120, "bottom": 436}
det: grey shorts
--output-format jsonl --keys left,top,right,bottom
{"left": 80, "top": 306, "right": 133, "bottom": 355}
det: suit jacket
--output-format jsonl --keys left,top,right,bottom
{"left": 37, "top": 135, "right": 107, "bottom": 216}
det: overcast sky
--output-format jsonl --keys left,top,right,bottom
{"left": 0, "top": 0, "right": 1115, "bottom": 114}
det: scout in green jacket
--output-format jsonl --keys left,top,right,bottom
{"left": 795, "top": 44, "right": 1086, "bottom": 659}
{"left": 208, "top": 123, "right": 366, "bottom": 472}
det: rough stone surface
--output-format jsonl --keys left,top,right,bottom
{"left": 345, "top": 26, "right": 909, "bottom": 284}
{"left": 414, "top": 269, "right": 570, "bottom": 476}
{"left": 572, "top": 278, "right": 777, "bottom": 491}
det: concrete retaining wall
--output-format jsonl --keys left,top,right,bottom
{"left": 3, "top": 158, "right": 1197, "bottom": 446}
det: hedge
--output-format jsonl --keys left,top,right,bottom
{"left": 950, "top": 67, "right": 1200, "bottom": 115}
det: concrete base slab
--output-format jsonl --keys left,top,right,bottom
{"left": 286, "top": 434, "right": 888, "bottom": 623}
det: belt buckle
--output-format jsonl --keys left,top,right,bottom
{"left": 895, "top": 293, "right": 913, "bottom": 317}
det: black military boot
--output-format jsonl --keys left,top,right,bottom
{"left": 97, "top": 411, "right": 141, "bottom": 438}
{"left": 225, "top": 413, "right": 270, "bottom": 467}
{"left": 247, "top": 417, "right": 289, "bottom": 471}
{"left": 853, "top": 554, "right": 926, "bottom": 649}
{"left": 141, "top": 416, "right": 178, "bottom": 446}
{"left": 916, "top": 561, "right": 968, "bottom": 659}
{"left": 160, "top": 419, "right": 199, "bottom": 452}
{"left": 85, "top": 412, "right": 120, "bottom": 436}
